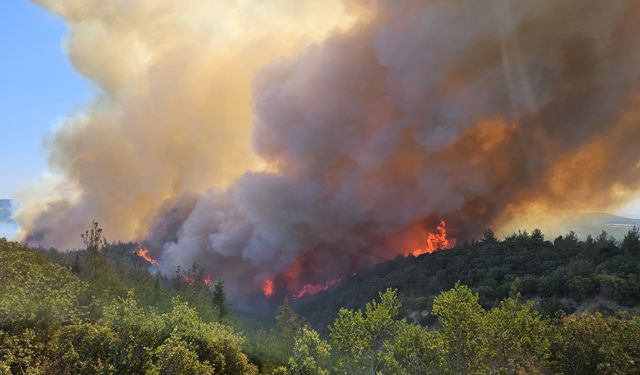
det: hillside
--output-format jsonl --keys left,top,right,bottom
{"left": 294, "top": 228, "right": 640, "bottom": 330}
{"left": 3, "top": 226, "right": 640, "bottom": 374}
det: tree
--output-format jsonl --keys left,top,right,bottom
{"left": 281, "top": 326, "right": 331, "bottom": 375}
{"left": 82, "top": 221, "right": 108, "bottom": 256}
{"left": 551, "top": 313, "right": 640, "bottom": 374}
{"left": 81, "top": 221, "right": 108, "bottom": 277}
{"left": 276, "top": 299, "right": 305, "bottom": 355}
{"left": 147, "top": 335, "right": 214, "bottom": 375}
{"left": 482, "top": 229, "right": 498, "bottom": 244}
{"left": 622, "top": 227, "right": 640, "bottom": 254}
{"left": 484, "top": 297, "right": 551, "bottom": 373}
{"left": 379, "top": 323, "right": 441, "bottom": 375}
{"left": 211, "top": 279, "right": 229, "bottom": 321}
{"left": 431, "top": 283, "right": 487, "bottom": 374}
{"left": 596, "top": 230, "right": 615, "bottom": 247}
{"left": 330, "top": 288, "right": 403, "bottom": 375}
{"left": 531, "top": 228, "right": 544, "bottom": 244}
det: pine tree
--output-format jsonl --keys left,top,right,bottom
{"left": 211, "top": 279, "right": 229, "bottom": 321}
{"left": 81, "top": 221, "right": 107, "bottom": 277}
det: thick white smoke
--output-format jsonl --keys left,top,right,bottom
{"left": 21, "top": 0, "right": 640, "bottom": 305}
{"left": 19, "top": 0, "right": 355, "bottom": 247}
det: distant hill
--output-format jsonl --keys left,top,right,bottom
{"left": 554, "top": 212, "right": 640, "bottom": 240}
{"left": 501, "top": 211, "right": 640, "bottom": 241}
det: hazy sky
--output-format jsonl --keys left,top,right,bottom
{"left": 0, "top": 0, "right": 639, "bottom": 220}
{"left": 0, "top": 0, "right": 93, "bottom": 199}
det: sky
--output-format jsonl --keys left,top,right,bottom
{"left": 0, "top": 0, "right": 93, "bottom": 199}
{"left": 0, "top": 0, "right": 639, "bottom": 225}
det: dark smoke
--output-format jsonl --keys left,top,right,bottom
{"left": 21, "top": 0, "right": 640, "bottom": 306}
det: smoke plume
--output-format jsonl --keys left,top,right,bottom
{"left": 19, "top": 0, "right": 640, "bottom": 305}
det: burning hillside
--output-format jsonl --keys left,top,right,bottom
{"left": 17, "top": 0, "right": 640, "bottom": 307}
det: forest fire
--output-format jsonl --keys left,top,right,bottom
{"left": 182, "top": 274, "right": 213, "bottom": 287}
{"left": 262, "top": 279, "right": 274, "bottom": 297}
{"left": 409, "top": 220, "right": 456, "bottom": 257}
{"left": 135, "top": 248, "right": 159, "bottom": 266}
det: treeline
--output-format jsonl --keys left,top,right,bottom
{"left": 296, "top": 228, "right": 640, "bottom": 329}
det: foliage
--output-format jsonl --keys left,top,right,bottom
{"left": 0, "top": 238, "right": 257, "bottom": 374}
{"left": 278, "top": 326, "right": 331, "bottom": 375}
{"left": 212, "top": 279, "right": 229, "bottom": 321}
{"left": 329, "top": 289, "right": 404, "bottom": 374}
{"left": 550, "top": 313, "right": 640, "bottom": 374}
{"left": 483, "top": 298, "right": 551, "bottom": 374}
{"left": 432, "top": 283, "right": 487, "bottom": 374}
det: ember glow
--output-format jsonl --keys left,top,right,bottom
{"left": 410, "top": 220, "right": 456, "bottom": 257}
{"left": 182, "top": 275, "right": 212, "bottom": 287}
{"left": 135, "top": 248, "right": 159, "bottom": 266}
{"left": 262, "top": 279, "right": 274, "bottom": 298}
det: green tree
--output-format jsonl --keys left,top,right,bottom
{"left": 147, "top": 334, "right": 214, "bottom": 375}
{"left": 211, "top": 280, "right": 229, "bottom": 322}
{"left": 276, "top": 299, "right": 305, "bottom": 357}
{"left": 622, "top": 227, "right": 640, "bottom": 254}
{"left": 280, "top": 326, "right": 331, "bottom": 375}
{"left": 482, "top": 229, "right": 498, "bottom": 244}
{"left": 329, "top": 288, "right": 402, "bottom": 375}
{"left": 551, "top": 313, "right": 640, "bottom": 374}
{"left": 379, "top": 323, "right": 441, "bottom": 375}
{"left": 484, "top": 297, "right": 551, "bottom": 374}
{"left": 531, "top": 228, "right": 544, "bottom": 244}
{"left": 49, "top": 323, "right": 117, "bottom": 374}
{"left": 431, "top": 283, "right": 487, "bottom": 374}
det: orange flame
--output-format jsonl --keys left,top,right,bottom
{"left": 410, "top": 220, "right": 456, "bottom": 256}
{"left": 136, "top": 248, "right": 159, "bottom": 266}
{"left": 293, "top": 279, "right": 339, "bottom": 299}
{"left": 182, "top": 274, "right": 212, "bottom": 287}
{"left": 183, "top": 275, "right": 195, "bottom": 285}
{"left": 262, "top": 279, "right": 274, "bottom": 297}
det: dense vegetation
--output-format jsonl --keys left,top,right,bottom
{"left": 0, "top": 234, "right": 257, "bottom": 375}
{"left": 296, "top": 228, "right": 640, "bottom": 329}
{"left": 2, "top": 224, "right": 640, "bottom": 374}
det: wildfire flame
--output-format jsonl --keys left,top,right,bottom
{"left": 262, "top": 279, "right": 274, "bottom": 297}
{"left": 183, "top": 275, "right": 195, "bottom": 285}
{"left": 410, "top": 220, "right": 456, "bottom": 256}
{"left": 182, "top": 274, "right": 213, "bottom": 287}
{"left": 136, "top": 248, "right": 159, "bottom": 266}
{"left": 293, "top": 279, "right": 339, "bottom": 299}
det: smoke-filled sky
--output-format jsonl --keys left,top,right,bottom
{"left": 3, "top": 0, "right": 640, "bottom": 305}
